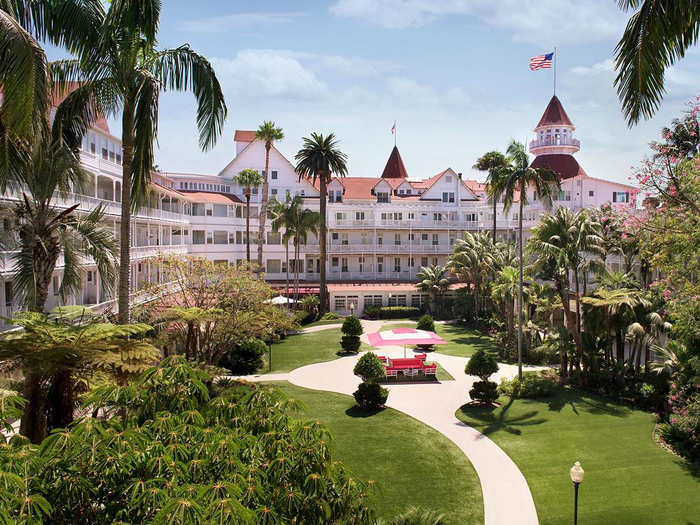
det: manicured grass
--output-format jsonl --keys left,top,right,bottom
{"left": 456, "top": 388, "right": 700, "bottom": 525}
{"left": 303, "top": 319, "right": 344, "bottom": 328}
{"left": 379, "top": 321, "right": 498, "bottom": 358}
{"left": 270, "top": 381, "right": 484, "bottom": 523}
{"left": 265, "top": 328, "right": 369, "bottom": 374}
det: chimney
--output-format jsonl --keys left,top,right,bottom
{"left": 458, "top": 172, "right": 462, "bottom": 179}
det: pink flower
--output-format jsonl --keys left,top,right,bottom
{"left": 663, "top": 289, "right": 672, "bottom": 300}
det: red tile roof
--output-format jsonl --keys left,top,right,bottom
{"left": 381, "top": 146, "right": 409, "bottom": 179}
{"left": 234, "top": 130, "right": 256, "bottom": 142}
{"left": 536, "top": 95, "right": 573, "bottom": 128}
{"left": 178, "top": 191, "right": 243, "bottom": 204}
{"left": 531, "top": 154, "right": 585, "bottom": 181}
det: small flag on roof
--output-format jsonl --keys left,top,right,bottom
{"left": 391, "top": 121, "right": 396, "bottom": 134}
{"left": 530, "top": 52, "right": 553, "bottom": 70}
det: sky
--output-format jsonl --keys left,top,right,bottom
{"left": 60, "top": 1, "right": 700, "bottom": 184}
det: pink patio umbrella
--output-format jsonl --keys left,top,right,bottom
{"left": 367, "top": 328, "right": 447, "bottom": 357}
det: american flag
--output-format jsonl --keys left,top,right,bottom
{"left": 529, "top": 52, "right": 553, "bottom": 71}
{"left": 391, "top": 121, "right": 396, "bottom": 134}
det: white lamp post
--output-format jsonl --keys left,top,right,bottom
{"left": 350, "top": 302, "right": 355, "bottom": 316}
{"left": 570, "top": 461, "right": 584, "bottom": 525}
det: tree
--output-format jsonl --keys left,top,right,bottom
{"left": 447, "top": 232, "right": 495, "bottom": 313}
{"left": 292, "top": 207, "right": 320, "bottom": 302}
{"left": 353, "top": 352, "right": 385, "bottom": 383}
{"left": 473, "top": 151, "right": 508, "bottom": 241}
{"left": 490, "top": 266, "right": 519, "bottom": 344}
{"left": 294, "top": 133, "right": 348, "bottom": 314}
{"left": 0, "top": 307, "right": 159, "bottom": 443}
{"left": 614, "top": 1, "right": 700, "bottom": 125}
{"left": 255, "top": 121, "right": 284, "bottom": 270}
{"left": 416, "top": 314, "right": 435, "bottom": 332}
{"left": 353, "top": 352, "right": 388, "bottom": 409}
{"left": 269, "top": 194, "right": 297, "bottom": 301}
{"left": 464, "top": 349, "right": 499, "bottom": 404}
{"left": 341, "top": 315, "right": 363, "bottom": 353}
{"left": 61, "top": 1, "right": 227, "bottom": 324}
{"left": 235, "top": 168, "right": 263, "bottom": 264}
{"left": 497, "top": 140, "right": 559, "bottom": 379}
{"left": 416, "top": 265, "right": 450, "bottom": 318}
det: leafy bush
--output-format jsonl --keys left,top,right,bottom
{"left": 498, "top": 372, "right": 557, "bottom": 399}
{"left": 219, "top": 338, "right": 267, "bottom": 374}
{"left": 416, "top": 314, "right": 435, "bottom": 332}
{"left": 465, "top": 349, "right": 499, "bottom": 381}
{"left": 341, "top": 335, "right": 362, "bottom": 353}
{"left": 364, "top": 306, "right": 380, "bottom": 319}
{"left": 469, "top": 381, "right": 499, "bottom": 404}
{"left": 294, "top": 309, "right": 316, "bottom": 326}
{"left": 353, "top": 382, "right": 389, "bottom": 409}
{"left": 658, "top": 385, "right": 700, "bottom": 462}
{"left": 342, "top": 315, "right": 363, "bottom": 336}
{"left": 375, "top": 307, "right": 421, "bottom": 319}
{"left": 321, "top": 312, "right": 341, "bottom": 320}
{"left": 0, "top": 357, "right": 375, "bottom": 523}
{"left": 354, "top": 353, "right": 386, "bottom": 383}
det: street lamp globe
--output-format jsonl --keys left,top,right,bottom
{"left": 570, "top": 461, "right": 584, "bottom": 484}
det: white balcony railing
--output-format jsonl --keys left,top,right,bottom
{"left": 529, "top": 137, "right": 580, "bottom": 149}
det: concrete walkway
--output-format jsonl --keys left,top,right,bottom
{"left": 240, "top": 336, "right": 540, "bottom": 525}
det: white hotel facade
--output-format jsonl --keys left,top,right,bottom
{"left": 0, "top": 95, "right": 636, "bottom": 319}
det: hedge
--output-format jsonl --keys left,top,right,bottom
{"left": 364, "top": 306, "right": 420, "bottom": 319}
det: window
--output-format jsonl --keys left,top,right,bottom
{"left": 407, "top": 212, "right": 415, "bottom": 220}
{"left": 192, "top": 203, "right": 205, "bottom": 216}
{"left": 331, "top": 257, "right": 339, "bottom": 268}
{"left": 271, "top": 170, "right": 278, "bottom": 180}
{"left": 432, "top": 234, "right": 439, "bottom": 246}
{"left": 399, "top": 189, "right": 405, "bottom": 195}
{"left": 87, "top": 271, "right": 93, "bottom": 282}
{"left": 465, "top": 213, "right": 478, "bottom": 222}
{"left": 267, "top": 232, "right": 281, "bottom": 245}
{"left": 396, "top": 294, "right": 407, "bottom": 306}
{"left": 394, "top": 257, "right": 401, "bottom": 273}
{"left": 394, "top": 233, "right": 401, "bottom": 246}
{"left": 213, "top": 231, "right": 228, "bottom": 244}
{"left": 557, "top": 190, "right": 572, "bottom": 201}
{"left": 335, "top": 212, "right": 346, "bottom": 221}
{"left": 341, "top": 257, "right": 348, "bottom": 272}
{"left": 267, "top": 260, "right": 281, "bottom": 273}
{"left": 252, "top": 187, "right": 258, "bottom": 195}
{"left": 229, "top": 232, "right": 235, "bottom": 244}
{"left": 613, "top": 191, "right": 629, "bottom": 203}
{"left": 377, "top": 192, "right": 389, "bottom": 203}
{"left": 377, "top": 257, "right": 383, "bottom": 273}
{"left": 442, "top": 192, "right": 455, "bottom": 203}
{"left": 588, "top": 190, "right": 595, "bottom": 197}
{"left": 335, "top": 296, "right": 346, "bottom": 310}
{"left": 213, "top": 204, "right": 227, "bottom": 217}
{"left": 388, "top": 295, "right": 397, "bottom": 307}
{"left": 421, "top": 233, "right": 428, "bottom": 242}
{"left": 192, "top": 230, "right": 205, "bottom": 244}
{"left": 411, "top": 294, "right": 422, "bottom": 307}
{"left": 206, "top": 231, "right": 213, "bottom": 244}
{"left": 377, "top": 234, "right": 383, "bottom": 245}
{"left": 432, "top": 257, "right": 438, "bottom": 266}
{"left": 421, "top": 257, "right": 428, "bottom": 267}
{"left": 271, "top": 188, "right": 277, "bottom": 196}
{"left": 433, "top": 213, "right": 443, "bottom": 222}
{"left": 533, "top": 191, "right": 538, "bottom": 201}
{"left": 355, "top": 211, "right": 365, "bottom": 221}
{"left": 408, "top": 257, "right": 415, "bottom": 267}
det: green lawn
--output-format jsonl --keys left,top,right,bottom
{"left": 379, "top": 321, "right": 498, "bottom": 358}
{"left": 265, "top": 328, "right": 369, "bottom": 374}
{"left": 456, "top": 388, "right": 700, "bottom": 525}
{"left": 303, "top": 319, "right": 344, "bottom": 328}
{"left": 270, "top": 381, "right": 484, "bottom": 523}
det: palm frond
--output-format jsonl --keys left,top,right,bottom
{"left": 130, "top": 69, "right": 159, "bottom": 210}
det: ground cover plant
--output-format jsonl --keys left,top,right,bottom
{"left": 272, "top": 382, "right": 484, "bottom": 523}
{"left": 456, "top": 388, "right": 700, "bottom": 524}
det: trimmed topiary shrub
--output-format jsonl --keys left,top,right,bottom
{"left": 341, "top": 335, "right": 361, "bottom": 352}
{"left": 363, "top": 306, "right": 380, "bottom": 319}
{"left": 416, "top": 314, "right": 435, "bottom": 332}
{"left": 377, "top": 306, "right": 420, "bottom": 319}
{"left": 341, "top": 315, "right": 363, "bottom": 353}
{"left": 353, "top": 352, "right": 385, "bottom": 383}
{"left": 353, "top": 382, "right": 389, "bottom": 409}
{"left": 465, "top": 349, "right": 499, "bottom": 404}
{"left": 498, "top": 372, "right": 557, "bottom": 399}
{"left": 219, "top": 338, "right": 267, "bottom": 375}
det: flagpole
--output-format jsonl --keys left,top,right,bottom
{"left": 553, "top": 47, "right": 557, "bottom": 96}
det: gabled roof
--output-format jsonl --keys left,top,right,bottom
{"left": 381, "top": 146, "right": 409, "bottom": 179}
{"left": 530, "top": 154, "right": 586, "bottom": 180}
{"left": 234, "top": 130, "right": 256, "bottom": 142}
{"left": 178, "top": 191, "right": 243, "bottom": 204}
{"left": 536, "top": 95, "right": 573, "bottom": 128}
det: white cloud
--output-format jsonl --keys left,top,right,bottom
{"left": 181, "top": 12, "right": 304, "bottom": 33}
{"left": 330, "top": 0, "right": 626, "bottom": 45}
{"left": 570, "top": 59, "right": 614, "bottom": 76}
{"left": 211, "top": 50, "right": 327, "bottom": 100}
{"left": 386, "top": 77, "right": 439, "bottom": 106}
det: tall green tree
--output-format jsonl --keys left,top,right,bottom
{"left": 292, "top": 206, "right": 320, "bottom": 303}
{"left": 614, "top": 0, "right": 700, "bottom": 125}
{"left": 416, "top": 265, "right": 450, "bottom": 318}
{"left": 61, "top": 0, "right": 227, "bottom": 323}
{"left": 447, "top": 231, "right": 495, "bottom": 313}
{"left": 473, "top": 151, "right": 508, "bottom": 241}
{"left": 497, "top": 140, "right": 559, "bottom": 379}
{"left": 255, "top": 121, "right": 284, "bottom": 271}
{"left": 294, "top": 133, "right": 348, "bottom": 314}
{"left": 235, "top": 168, "right": 263, "bottom": 263}
{"left": 269, "top": 194, "right": 298, "bottom": 303}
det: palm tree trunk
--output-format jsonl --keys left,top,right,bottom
{"left": 47, "top": 369, "right": 74, "bottom": 431}
{"left": 517, "top": 195, "right": 524, "bottom": 379}
{"left": 118, "top": 96, "right": 135, "bottom": 324}
{"left": 245, "top": 193, "right": 251, "bottom": 263}
{"left": 257, "top": 144, "right": 271, "bottom": 270}
{"left": 19, "top": 371, "right": 46, "bottom": 444}
{"left": 319, "top": 176, "right": 328, "bottom": 314}
{"left": 285, "top": 241, "right": 290, "bottom": 308}
{"left": 616, "top": 329, "right": 624, "bottom": 362}
{"left": 294, "top": 240, "right": 300, "bottom": 304}
{"left": 492, "top": 199, "right": 497, "bottom": 241}
{"left": 573, "top": 267, "right": 583, "bottom": 374}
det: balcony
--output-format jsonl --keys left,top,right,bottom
{"left": 529, "top": 137, "right": 580, "bottom": 150}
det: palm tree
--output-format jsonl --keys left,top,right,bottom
{"left": 235, "top": 169, "right": 263, "bottom": 263}
{"left": 447, "top": 231, "right": 495, "bottom": 313}
{"left": 497, "top": 140, "right": 559, "bottom": 379}
{"left": 60, "top": 1, "right": 227, "bottom": 323}
{"left": 294, "top": 133, "right": 348, "bottom": 314}
{"left": 292, "top": 207, "right": 320, "bottom": 303}
{"left": 416, "top": 265, "right": 450, "bottom": 318}
{"left": 614, "top": 1, "right": 700, "bottom": 125}
{"left": 491, "top": 266, "right": 519, "bottom": 341}
{"left": 473, "top": 151, "right": 508, "bottom": 241}
{"left": 269, "top": 195, "right": 298, "bottom": 303}
{"left": 255, "top": 121, "right": 284, "bottom": 271}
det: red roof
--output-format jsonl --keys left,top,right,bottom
{"left": 178, "top": 191, "right": 243, "bottom": 204}
{"left": 536, "top": 95, "right": 573, "bottom": 128}
{"left": 234, "top": 130, "right": 256, "bottom": 142}
{"left": 530, "top": 154, "right": 586, "bottom": 181}
{"left": 381, "top": 146, "right": 409, "bottom": 179}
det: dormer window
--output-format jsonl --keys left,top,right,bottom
{"left": 377, "top": 191, "right": 389, "bottom": 203}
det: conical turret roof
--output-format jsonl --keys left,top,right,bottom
{"left": 536, "top": 95, "right": 573, "bottom": 128}
{"left": 381, "top": 146, "right": 408, "bottom": 179}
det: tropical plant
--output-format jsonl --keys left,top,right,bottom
{"left": 269, "top": 194, "right": 298, "bottom": 301}
{"left": 626, "top": 311, "right": 671, "bottom": 374}
{"left": 255, "top": 121, "right": 284, "bottom": 269}
{"left": 295, "top": 133, "right": 348, "bottom": 314}
{"left": 490, "top": 266, "right": 519, "bottom": 343}
{"left": 58, "top": 1, "right": 227, "bottom": 323}
{"left": 465, "top": 348, "right": 499, "bottom": 404}
{"left": 292, "top": 207, "right": 320, "bottom": 302}
{"left": 473, "top": 150, "right": 508, "bottom": 241}
{"left": 235, "top": 168, "right": 263, "bottom": 263}
{"left": 416, "top": 265, "right": 450, "bottom": 318}
{"left": 447, "top": 232, "right": 495, "bottom": 313}
{"left": 0, "top": 307, "right": 159, "bottom": 443}
{"left": 614, "top": 1, "right": 700, "bottom": 125}
{"left": 497, "top": 140, "right": 559, "bottom": 379}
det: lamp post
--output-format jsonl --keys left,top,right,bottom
{"left": 350, "top": 302, "right": 355, "bottom": 317}
{"left": 570, "top": 461, "right": 584, "bottom": 525}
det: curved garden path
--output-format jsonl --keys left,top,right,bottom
{"left": 241, "top": 319, "right": 540, "bottom": 525}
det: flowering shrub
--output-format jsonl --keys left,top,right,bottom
{"left": 658, "top": 382, "right": 700, "bottom": 462}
